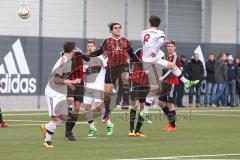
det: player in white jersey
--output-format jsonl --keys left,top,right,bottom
{"left": 83, "top": 40, "right": 114, "bottom": 137}
{"left": 140, "top": 16, "right": 199, "bottom": 121}
{"left": 40, "top": 42, "right": 81, "bottom": 148}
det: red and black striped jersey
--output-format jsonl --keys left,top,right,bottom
{"left": 165, "top": 52, "right": 181, "bottom": 84}
{"left": 69, "top": 54, "right": 84, "bottom": 80}
{"left": 90, "top": 37, "right": 139, "bottom": 68}
{"left": 130, "top": 49, "right": 149, "bottom": 86}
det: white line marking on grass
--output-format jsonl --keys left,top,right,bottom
{"left": 86, "top": 137, "right": 98, "bottom": 139}
{"left": 6, "top": 119, "right": 49, "bottom": 123}
{"left": 5, "top": 113, "right": 47, "bottom": 116}
{"left": 193, "top": 113, "right": 240, "bottom": 117}
{"left": 114, "top": 153, "right": 240, "bottom": 160}
{"left": 10, "top": 123, "right": 42, "bottom": 126}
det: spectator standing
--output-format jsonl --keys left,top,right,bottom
{"left": 186, "top": 53, "right": 204, "bottom": 107}
{"left": 204, "top": 53, "right": 217, "bottom": 107}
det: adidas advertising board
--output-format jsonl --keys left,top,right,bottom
{"left": 0, "top": 39, "right": 37, "bottom": 94}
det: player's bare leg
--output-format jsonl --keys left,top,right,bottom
{"left": 41, "top": 115, "right": 67, "bottom": 148}
{"left": 159, "top": 60, "right": 199, "bottom": 89}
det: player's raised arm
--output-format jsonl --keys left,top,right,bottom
{"left": 89, "top": 39, "right": 107, "bottom": 57}
{"left": 74, "top": 48, "right": 90, "bottom": 62}
{"left": 127, "top": 41, "right": 140, "bottom": 62}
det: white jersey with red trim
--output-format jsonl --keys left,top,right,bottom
{"left": 141, "top": 28, "right": 165, "bottom": 62}
{"left": 45, "top": 55, "right": 72, "bottom": 98}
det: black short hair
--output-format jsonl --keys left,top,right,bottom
{"left": 63, "top": 42, "right": 75, "bottom": 53}
{"left": 108, "top": 22, "right": 121, "bottom": 32}
{"left": 166, "top": 41, "right": 176, "bottom": 46}
{"left": 149, "top": 15, "right": 161, "bottom": 27}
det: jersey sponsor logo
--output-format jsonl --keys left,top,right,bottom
{"left": 0, "top": 39, "right": 37, "bottom": 94}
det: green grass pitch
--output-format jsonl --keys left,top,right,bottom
{"left": 0, "top": 108, "right": 240, "bottom": 160}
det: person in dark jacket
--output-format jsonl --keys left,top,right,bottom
{"left": 174, "top": 55, "right": 187, "bottom": 107}
{"left": 186, "top": 53, "right": 204, "bottom": 107}
{"left": 212, "top": 52, "right": 228, "bottom": 107}
{"left": 234, "top": 57, "right": 240, "bottom": 106}
{"left": 225, "top": 55, "right": 237, "bottom": 107}
{"left": 204, "top": 53, "right": 217, "bottom": 107}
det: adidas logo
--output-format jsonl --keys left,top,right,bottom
{"left": 0, "top": 39, "right": 36, "bottom": 94}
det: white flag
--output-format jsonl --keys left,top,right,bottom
{"left": 194, "top": 45, "right": 206, "bottom": 76}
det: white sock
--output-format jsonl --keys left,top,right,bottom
{"left": 144, "top": 92, "right": 156, "bottom": 112}
{"left": 180, "top": 76, "right": 188, "bottom": 83}
{"left": 171, "top": 66, "right": 181, "bottom": 77}
{"left": 45, "top": 133, "right": 52, "bottom": 142}
{"left": 89, "top": 122, "right": 95, "bottom": 128}
{"left": 172, "top": 67, "right": 188, "bottom": 83}
{"left": 45, "top": 121, "right": 57, "bottom": 133}
{"left": 106, "top": 119, "right": 112, "bottom": 126}
{"left": 85, "top": 110, "right": 93, "bottom": 122}
{"left": 56, "top": 120, "right": 63, "bottom": 127}
{"left": 143, "top": 105, "right": 149, "bottom": 112}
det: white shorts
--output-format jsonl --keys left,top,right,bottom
{"left": 143, "top": 62, "right": 164, "bottom": 87}
{"left": 83, "top": 88, "right": 103, "bottom": 104}
{"left": 46, "top": 96, "right": 68, "bottom": 117}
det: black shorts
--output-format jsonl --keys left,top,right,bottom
{"left": 67, "top": 82, "right": 84, "bottom": 102}
{"left": 158, "top": 82, "right": 175, "bottom": 103}
{"left": 131, "top": 82, "right": 149, "bottom": 103}
{"left": 105, "top": 65, "right": 129, "bottom": 84}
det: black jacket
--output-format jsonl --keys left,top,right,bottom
{"left": 186, "top": 59, "right": 204, "bottom": 81}
{"left": 215, "top": 60, "right": 228, "bottom": 83}
{"left": 205, "top": 60, "right": 216, "bottom": 83}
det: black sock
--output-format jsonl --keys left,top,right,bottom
{"left": 66, "top": 113, "right": 79, "bottom": 133}
{"left": 0, "top": 109, "right": 3, "bottom": 123}
{"left": 104, "top": 93, "right": 111, "bottom": 116}
{"left": 162, "top": 106, "right": 169, "bottom": 117}
{"left": 168, "top": 110, "right": 176, "bottom": 127}
{"left": 122, "top": 84, "right": 130, "bottom": 106}
{"left": 135, "top": 113, "right": 144, "bottom": 133}
{"left": 130, "top": 108, "right": 136, "bottom": 132}
{"left": 88, "top": 120, "right": 94, "bottom": 124}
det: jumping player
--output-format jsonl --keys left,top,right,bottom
{"left": 88, "top": 23, "right": 140, "bottom": 135}
{"left": 140, "top": 16, "right": 199, "bottom": 119}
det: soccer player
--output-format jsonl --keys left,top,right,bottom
{"left": 64, "top": 47, "right": 90, "bottom": 141}
{"left": 129, "top": 48, "right": 149, "bottom": 137}
{"left": 40, "top": 42, "right": 81, "bottom": 148}
{"left": 88, "top": 23, "right": 140, "bottom": 134}
{"left": 0, "top": 108, "right": 8, "bottom": 127}
{"left": 158, "top": 41, "right": 180, "bottom": 131}
{"left": 140, "top": 16, "right": 199, "bottom": 119}
{"left": 83, "top": 40, "right": 113, "bottom": 136}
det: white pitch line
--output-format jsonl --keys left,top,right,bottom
{"left": 3, "top": 109, "right": 240, "bottom": 117}
{"left": 193, "top": 113, "right": 240, "bottom": 117}
{"left": 6, "top": 119, "right": 49, "bottom": 123}
{"left": 114, "top": 153, "right": 240, "bottom": 160}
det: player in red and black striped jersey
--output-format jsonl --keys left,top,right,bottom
{"left": 158, "top": 41, "right": 180, "bottom": 131}
{"left": 65, "top": 48, "right": 90, "bottom": 141}
{"left": 129, "top": 49, "right": 149, "bottom": 137}
{"left": 89, "top": 23, "right": 140, "bottom": 133}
